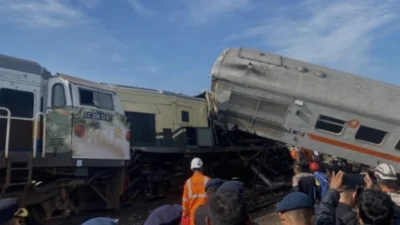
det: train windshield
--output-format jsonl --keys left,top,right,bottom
{"left": 78, "top": 87, "right": 114, "bottom": 111}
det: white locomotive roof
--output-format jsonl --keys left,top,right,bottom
{"left": 111, "top": 84, "right": 205, "bottom": 102}
{"left": 211, "top": 48, "right": 400, "bottom": 122}
{"left": 57, "top": 73, "right": 115, "bottom": 92}
{"left": 0, "top": 54, "right": 51, "bottom": 78}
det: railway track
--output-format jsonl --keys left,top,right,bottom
{"left": 245, "top": 183, "right": 292, "bottom": 212}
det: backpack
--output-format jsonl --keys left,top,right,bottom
{"left": 314, "top": 171, "right": 329, "bottom": 199}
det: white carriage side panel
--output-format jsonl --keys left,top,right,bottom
{"left": 280, "top": 101, "right": 400, "bottom": 172}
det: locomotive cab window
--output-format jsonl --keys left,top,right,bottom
{"left": 0, "top": 88, "right": 34, "bottom": 118}
{"left": 315, "top": 115, "right": 345, "bottom": 134}
{"left": 79, "top": 89, "right": 95, "bottom": 107}
{"left": 79, "top": 88, "right": 114, "bottom": 110}
{"left": 52, "top": 84, "right": 66, "bottom": 108}
{"left": 181, "top": 110, "right": 189, "bottom": 122}
{"left": 96, "top": 92, "right": 113, "bottom": 110}
{"left": 355, "top": 125, "right": 387, "bottom": 145}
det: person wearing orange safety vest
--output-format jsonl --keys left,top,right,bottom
{"left": 181, "top": 158, "right": 210, "bottom": 225}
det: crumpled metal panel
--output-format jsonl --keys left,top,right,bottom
{"left": 211, "top": 47, "right": 400, "bottom": 123}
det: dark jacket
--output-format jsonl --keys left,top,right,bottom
{"left": 194, "top": 204, "right": 208, "bottom": 225}
{"left": 393, "top": 205, "right": 400, "bottom": 225}
{"left": 336, "top": 203, "right": 357, "bottom": 225}
{"left": 316, "top": 189, "right": 340, "bottom": 225}
{"left": 294, "top": 176, "right": 319, "bottom": 203}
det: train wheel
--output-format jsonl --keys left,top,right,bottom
{"left": 29, "top": 195, "right": 71, "bottom": 225}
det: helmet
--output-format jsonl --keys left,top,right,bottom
{"left": 374, "top": 163, "right": 397, "bottom": 181}
{"left": 191, "top": 158, "right": 203, "bottom": 170}
{"left": 309, "top": 162, "right": 319, "bottom": 173}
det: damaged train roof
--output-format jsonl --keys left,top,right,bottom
{"left": 211, "top": 47, "right": 400, "bottom": 123}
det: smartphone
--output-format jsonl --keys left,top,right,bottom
{"left": 342, "top": 174, "right": 365, "bottom": 186}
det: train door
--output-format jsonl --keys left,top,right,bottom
{"left": 45, "top": 77, "right": 73, "bottom": 157}
{"left": 0, "top": 85, "right": 38, "bottom": 153}
{"left": 175, "top": 105, "right": 193, "bottom": 146}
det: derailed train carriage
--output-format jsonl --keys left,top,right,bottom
{"left": 210, "top": 47, "right": 400, "bottom": 173}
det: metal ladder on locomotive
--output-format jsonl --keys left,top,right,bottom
{"left": 0, "top": 107, "right": 46, "bottom": 200}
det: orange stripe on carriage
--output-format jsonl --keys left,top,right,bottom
{"left": 307, "top": 133, "right": 400, "bottom": 163}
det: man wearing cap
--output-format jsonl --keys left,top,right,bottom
{"left": 81, "top": 217, "right": 118, "bottom": 225}
{"left": 181, "top": 157, "right": 210, "bottom": 225}
{"left": 372, "top": 163, "right": 400, "bottom": 205}
{"left": 217, "top": 180, "right": 245, "bottom": 195}
{"left": 276, "top": 192, "right": 315, "bottom": 225}
{"left": 0, "top": 198, "right": 28, "bottom": 225}
{"left": 144, "top": 204, "right": 182, "bottom": 225}
{"left": 194, "top": 178, "right": 225, "bottom": 225}
{"left": 335, "top": 185, "right": 357, "bottom": 225}
{"left": 365, "top": 163, "right": 400, "bottom": 225}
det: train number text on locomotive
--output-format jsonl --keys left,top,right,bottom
{"left": 83, "top": 111, "right": 113, "bottom": 121}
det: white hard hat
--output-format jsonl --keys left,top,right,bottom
{"left": 191, "top": 158, "right": 203, "bottom": 170}
{"left": 374, "top": 163, "right": 397, "bottom": 181}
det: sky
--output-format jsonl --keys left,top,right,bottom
{"left": 0, "top": 0, "right": 399, "bottom": 95}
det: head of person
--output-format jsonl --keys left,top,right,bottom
{"left": 191, "top": 157, "right": 204, "bottom": 172}
{"left": 205, "top": 178, "right": 225, "bottom": 195}
{"left": 339, "top": 185, "right": 357, "bottom": 207}
{"left": 0, "top": 199, "right": 28, "bottom": 225}
{"left": 309, "top": 162, "right": 319, "bottom": 173}
{"left": 81, "top": 217, "right": 118, "bottom": 225}
{"left": 355, "top": 189, "right": 394, "bottom": 225}
{"left": 276, "top": 192, "right": 315, "bottom": 225}
{"left": 374, "top": 163, "right": 399, "bottom": 191}
{"left": 217, "top": 180, "right": 245, "bottom": 196}
{"left": 293, "top": 162, "right": 303, "bottom": 175}
{"left": 206, "top": 189, "right": 251, "bottom": 225}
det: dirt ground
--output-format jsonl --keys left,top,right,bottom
{"left": 63, "top": 197, "right": 281, "bottom": 225}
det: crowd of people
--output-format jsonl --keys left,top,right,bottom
{"left": 0, "top": 152, "right": 399, "bottom": 225}
{"left": 288, "top": 147, "right": 400, "bottom": 225}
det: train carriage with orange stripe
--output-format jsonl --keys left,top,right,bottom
{"left": 210, "top": 47, "right": 400, "bottom": 173}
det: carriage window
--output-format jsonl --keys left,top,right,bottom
{"left": 315, "top": 115, "right": 345, "bottom": 134}
{"left": 79, "top": 89, "right": 95, "bottom": 107}
{"left": 181, "top": 110, "right": 189, "bottom": 122}
{"left": 52, "top": 84, "right": 66, "bottom": 108}
{"left": 355, "top": 125, "right": 387, "bottom": 145}
{"left": 96, "top": 92, "right": 113, "bottom": 110}
{"left": 395, "top": 139, "right": 400, "bottom": 150}
{"left": 0, "top": 88, "right": 34, "bottom": 118}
